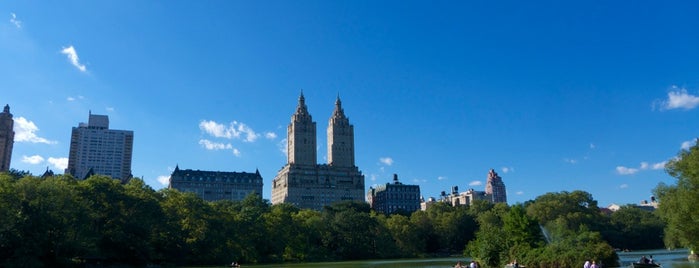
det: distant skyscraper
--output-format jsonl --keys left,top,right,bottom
{"left": 272, "top": 93, "right": 365, "bottom": 210}
{"left": 367, "top": 174, "right": 421, "bottom": 215}
{"left": 169, "top": 165, "right": 263, "bottom": 201}
{"left": 66, "top": 112, "right": 134, "bottom": 181}
{"left": 0, "top": 105, "right": 14, "bottom": 172}
{"left": 485, "top": 169, "right": 507, "bottom": 203}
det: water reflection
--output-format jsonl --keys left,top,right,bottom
{"left": 617, "top": 249, "right": 699, "bottom": 268}
{"left": 241, "top": 250, "right": 699, "bottom": 268}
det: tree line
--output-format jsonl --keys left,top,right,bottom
{"left": 0, "top": 170, "right": 668, "bottom": 268}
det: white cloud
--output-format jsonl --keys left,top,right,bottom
{"left": 233, "top": 148, "right": 241, "bottom": 157}
{"left": 277, "top": 138, "right": 288, "bottom": 155}
{"left": 370, "top": 174, "right": 377, "bottom": 182}
{"left": 265, "top": 132, "right": 277, "bottom": 140}
{"left": 61, "top": 46, "right": 87, "bottom": 72}
{"left": 501, "top": 167, "right": 514, "bottom": 173}
{"left": 564, "top": 158, "right": 578, "bottom": 164}
{"left": 659, "top": 87, "right": 699, "bottom": 110}
{"left": 652, "top": 161, "right": 666, "bottom": 170}
{"left": 105, "top": 107, "right": 115, "bottom": 112}
{"left": 67, "top": 96, "right": 84, "bottom": 102}
{"left": 199, "top": 139, "right": 233, "bottom": 150}
{"left": 199, "top": 120, "right": 259, "bottom": 142}
{"left": 620, "top": 184, "right": 629, "bottom": 189}
{"left": 379, "top": 157, "right": 394, "bottom": 166}
{"left": 616, "top": 166, "right": 639, "bottom": 175}
{"left": 469, "top": 180, "right": 482, "bottom": 186}
{"left": 681, "top": 140, "right": 695, "bottom": 150}
{"left": 590, "top": 143, "right": 596, "bottom": 149}
{"left": 10, "top": 13, "right": 21, "bottom": 28}
{"left": 48, "top": 157, "right": 68, "bottom": 170}
{"left": 14, "top": 117, "right": 56, "bottom": 144}
{"left": 516, "top": 191, "right": 524, "bottom": 195}
{"left": 640, "top": 162, "right": 649, "bottom": 170}
{"left": 22, "top": 155, "right": 44, "bottom": 165}
{"left": 157, "top": 175, "right": 170, "bottom": 186}
{"left": 437, "top": 176, "right": 447, "bottom": 181}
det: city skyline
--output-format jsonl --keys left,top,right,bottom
{"left": 2, "top": 1, "right": 698, "bottom": 207}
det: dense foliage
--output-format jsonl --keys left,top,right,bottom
{"left": 655, "top": 141, "right": 699, "bottom": 253}
{"left": 0, "top": 172, "right": 665, "bottom": 267}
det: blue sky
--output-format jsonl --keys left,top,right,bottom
{"left": 2, "top": 1, "right": 698, "bottom": 207}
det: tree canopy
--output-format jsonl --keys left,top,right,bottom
{"left": 655, "top": 141, "right": 699, "bottom": 252}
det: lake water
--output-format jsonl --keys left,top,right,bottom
{"left": 232, "top": 250, "right": 699, "bottom": 268}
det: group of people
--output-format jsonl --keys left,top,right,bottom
{"left": 639, "top": 255, "right": 655, "bottom": 264}
{"left": 583, "top": 259, "right": 601, "bottom": 268}
{"left": 454, "top": 260, "right": 481, "bottom": 268}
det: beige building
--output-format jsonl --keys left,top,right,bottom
{"left": 272, "top": 94, "right": 365, "bottom": 210}
{"left": 66, "top": 112, "right": 134, "bottom": 181}
{"left": 0, "top": 105, "right": 14, "bottom": 172}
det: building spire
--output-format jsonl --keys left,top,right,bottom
{"left": 294, "top": 91, "right": 310, "bottom": 118}
{"left": 332, "top": 95, "right": 346, "bottom": 119}
{"left": 2, "top": 104, "right": 9, "bottom": 113}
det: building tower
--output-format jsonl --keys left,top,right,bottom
{"left": 66, "top": 112, "right": 134, "bottom": 181}
{"left": 485, "top": 169, "right": 507, "bottom": 203}
{"left": 288, "top": 93, "right": 317, "bottom": 166}
{"left": 327, "top": 96, "right": 354, "bottom": 167}
{"left": 0, "top": 105, "right": 14, "bottom": 172}
{"left": 272, "top": 93, "right": 365, "bottom": 210}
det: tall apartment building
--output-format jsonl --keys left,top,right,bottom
{"left": 367, "top": 174, "right": 421, "bottom": 215}
{"left": 272, "top": 94, "right": 365, "bottom": 210}
{"left": 485, "top": 169, "right": 507, "bottom": 203}
{"left": 0, "top": 105, "right": 14, "bottom": 172}
{"left": 168, "top": 165, "right": 263, "bottom": 201}
{"left": 66, "top": 112, "right": 134, "bottom": 181}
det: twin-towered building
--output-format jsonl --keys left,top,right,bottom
{"left": 271, "top": 93, "right": 366, "bottom": 210}
{"left": 3, "top": 96, "right": 506, "bottom": 210}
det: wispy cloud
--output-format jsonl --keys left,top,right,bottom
{"left": 681, "top": 140, "right": 695, "bottom": 150}
{"left": 48, "top": 157, "right": 68, "bottom": 170}
{"left": 501, "top": 167, "right": 514, "bottom": 173}
{"left": 265, "top": 132, "right": 277, "bottom": 140}
{"left": 437, "top": 176, "right": 447, "bottom": 181}
{"left": 617, "top": 160, "right": 667, "bottom": 175}
{"left": 199, "top": 120, "right": 259, "bottom": 142}
{"left": 590, "top": 143, "right": 596, "bottom": 149}
{"left": 656, "top": 86, "right": 699, "bottom": 110}
{"left": 105, "top": 107, "right": 115, "bottom": 112}
{"left": 14, "top": 117, "right": 56, "bottom": 144}
{"left": 22, "top": 155, "right": 44, "bottom": 164}
{"left": 564, "top": 158, "right": 578, "bottom": 164}
{"left": 10, "top": 13, "right": 21, "bottom": 28}
{"left": 61, "top": 46, "right": 87, "bottom": 72}
{"left": 651, "top": 161, "right": 666, "bottom": 170}
{"left": 157, "top": 175, "right": 170, "bottom": 186}
{"left": 277, "top": 138, "right": 288, "bottom": 155}
{"left": 199, "top": 139, "right": 233, "bottom": 150}
{"left": 379, "top": 157, "right": 394, "bottom": 166}
{"left": 616, "top": 166, "right": 639, "bottom": 175}
{"left": 468, "top": 180, "right": 482, "bottom": 186}
{"left": 620, "top": 184, "right": 629, "bottom": 189}
{"left": 67, "top": 95, "right": 84, "bottom": 102}
{"left": 516, "top": 191, "right": 524, "bottom": 195}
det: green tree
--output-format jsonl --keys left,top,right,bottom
{"left": 603, "top": 205, "right": 664, "bottom": 250}
{"left": 655, "top": 142, "right": 699, "bottom": 252}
